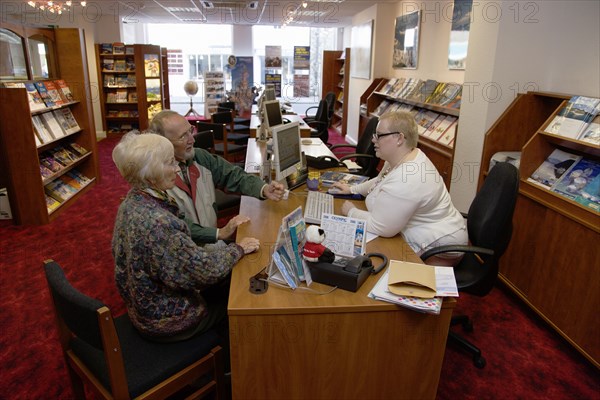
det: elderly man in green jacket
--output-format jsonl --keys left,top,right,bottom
{"left": 150, "top": 110, "right": 285, "bottom": 244}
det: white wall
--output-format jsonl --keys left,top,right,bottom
{"left": 451, "top": 0, "right": 600, "bottom": 210}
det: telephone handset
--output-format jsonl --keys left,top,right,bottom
{"left": 306, "top": 155, "right": 340, "bottom": 169}
{"left": 340, "top": 253, "right": 388, "bottom": 274}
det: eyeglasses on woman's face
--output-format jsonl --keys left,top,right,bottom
{"left": 372, "top": 131, "right": 401, "bottom": 141}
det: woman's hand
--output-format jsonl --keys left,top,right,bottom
{"left": 331, "top": 182, "right": 352, "bottom": 194}
{"left": 341, "top": 200, "right": 356, "bottom": 216}
{"left": 238, "top": 237, "right": 260, "bottom": 254}
{"left": 218, "top": 215, "right": 250, "bottom": 240}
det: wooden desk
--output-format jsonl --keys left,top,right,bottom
{"left": 244, "top": 138, "right": 337, "bottom": 173}
{"left": 249, "top": 114, "right": 313, "bottom": 137}
{"left": 229, "top": 194, "right": 455, "bottom": 399}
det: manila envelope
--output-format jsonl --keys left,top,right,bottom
{"left": 387, "top": 260, "right": 437, "bottom": 298}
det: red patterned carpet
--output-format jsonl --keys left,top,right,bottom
{"left": 0, "top": 133, "right": 598, "bottom": 399}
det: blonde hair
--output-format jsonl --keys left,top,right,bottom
{"left": 112, "top": 131, "right": 174, "bottom": 188}
{"left": 379, "top": 110, "right": 419, "bottom": 148}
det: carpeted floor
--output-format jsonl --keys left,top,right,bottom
{"left": 0, "top": 132, "right": 598, "bottom": 399}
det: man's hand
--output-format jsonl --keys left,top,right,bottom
{"left": 341, "top": 200, "right": 356, "bottom": 216}
{"left": 263, "top": 182, "right": 286, "bottom": 201}
{"left": 218, "top": 215, "right": 250, "bottom": 240}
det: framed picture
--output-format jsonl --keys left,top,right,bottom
{"left": 392, "top": 10, "right": 420, "bottom": 69}
{"left": 448, "top": 0, "right": 473, "bottom": 70}
{"left": 350, "top": 20, "right": 374, "bottom": 79}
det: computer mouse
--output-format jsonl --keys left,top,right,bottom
{"left": 301, "top": 139, "right": 313, "bottom": 145}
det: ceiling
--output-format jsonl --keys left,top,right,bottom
{"left": 10, "top": 1, "right": 387, "bottom": 28}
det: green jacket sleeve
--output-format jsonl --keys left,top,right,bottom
{"left": 184, "top": 216, "right": 219, "bottom": 244}
{"left": 194, "top": 148, "right": 265, "bottom": 199}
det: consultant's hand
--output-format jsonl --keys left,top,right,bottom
{"left": 218, "top": 215, "right": 250, "bottom": 240}
{"left": 331, "top": 182, "right": 352, "bottom": 195}
{"left": 263, "top": 181, "right": 286, "bottom": 201}
{"left": 341, "top": 200, "right": 356, "bottom": 216}
{"left": 238, "top": 237, "right": 260, "bottom": 254}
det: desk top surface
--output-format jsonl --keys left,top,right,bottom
{"left": 228, "top": 193, "right": 455, "bottom": 316}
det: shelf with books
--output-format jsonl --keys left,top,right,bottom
{"left": 0, "top": 27, "right": 99, "bottom": 225}
{"left": 322, "top": 49, "right": 350, "bottom": 136}
{"left": 478, "top": 90, "right": 600, "bottom": 367}
{"left": 365, "top": 77, "right": 462, "bottom": 189}
{"left": 96, "top": 43, "right": 168, "bottom": 135}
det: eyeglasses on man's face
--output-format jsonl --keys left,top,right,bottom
{"left": 372, "top": 131, "right": 400, "bottom": 141}
{"left": 173, "top": 125, "right": 195, "bottom": 143}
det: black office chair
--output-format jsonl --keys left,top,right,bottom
{"left": 193, "top": 128, "right": 242, "bottom": 216}
{"left": 43, "top": 259, "right": 225, "bottom": 399}
{"left": 330, "top": 116, "right": 380, "bottom": 178}
{"left": 305, "top": 99, "right": 330, "bottom": 146}
{"left": 420, "top": 162, "right": 519, "bottom": 369}
{"left": 304, "top": 91, "right": 335, "bottom": 127}
{"left": 195, "top": 120, "right": 246, "bottom": 162}
{"left": 218, "top": 101, "right": 250, "bottom": 126}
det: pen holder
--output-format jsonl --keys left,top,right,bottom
{"left": 307, "top": 171, "right": 320, "bottom": 191}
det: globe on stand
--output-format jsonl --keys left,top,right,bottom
{"left": 184, "top": 80, "right": 200, "bottom": 117}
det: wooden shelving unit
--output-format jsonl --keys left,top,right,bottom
{"left": 95, "top": 43, "right": 167, "bottom": 135}
{"left": 363, "top": 78, "right": 460, "bottom": 189}
{"left": 0, "top": 27, "right": 99, "bottom": 225}
{"left": 479, "top": 91, "right": 600, "bottom": 367}
{"left": 322, "top": 48, "right": 350, "bottom": 136}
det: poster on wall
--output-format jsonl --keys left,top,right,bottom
{"left": 294, "top": 46, "right": 310, "bottom": 70}
{"left": 265, "top": 46, "right": 282, "bottom": 68}
{"left": 229, "top": 56, "right": 254, "bottom": 112}
{"left": 294, "top": 75, "right": 310, "bottom": 97}
{"left": 392, "top": 10, "right": 421, "bottom": 69}
{"left": 448, "top": 0, "right": 473, "bottom": 70}
{"left": 350, "top": 20, "right": 373, "bottom": 79}
{"left": 265, "top": 73, "right": 282, "bottom": 97}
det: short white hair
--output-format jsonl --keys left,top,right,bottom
{"left": 379, "top": 110, "right": 419, "bottom": 148}
{"left": 112, "top": 131, "right": 174, "bottom": 188}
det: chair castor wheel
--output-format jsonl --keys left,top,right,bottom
{"left": 473, "top": 355, "right": 486, "bottom": 369}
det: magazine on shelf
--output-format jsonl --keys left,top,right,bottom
{"left": 23, "top": 82, "right": 46, "bottom": 111}
{"left": 527, "top": 148, "right": 581, "bottom": 190}
{"left": 45, "top": 194, "right": 61, "bottom": 212}
{"left": 545, "top": 96, "right": 600, "bottom": 139}
{"left": 34, "top": 81, "right": 55, "bottom": 107}
{"left": 44, "top": 81, "right": 65, "bottom": 106}
{"left": 437, "top": 120, "right": 458, "bottom": 146}
{"left": 40, "top": 112, "right": 65, "bottom": 139}
{"left": 100, "top": 42, "right": 113, "bottom": 54}
{"left": 59, "top": 108, "right": 80, "bottom": 133}
{"left": 431, "top": 115, "right": 458, "bottom": 141}
{"left": 550, "top": 157, "right": 600, "bottom": 212}
{"left": 31, "top": 115, "right": 53, "bottom": 143}
{"left": 577, "top": 114, "right": 600, "bottom": 145}
{"left": 54, "top": 79, "right": 75, "bottom": 102}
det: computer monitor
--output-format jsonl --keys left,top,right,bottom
{"left": 264, "top": 87, "right": 276, "bottom": 101}
{"left": 262, "top": 100, "right": 283, "bottom": 130}
{"left": 271, "top": 122, "right": 302, "bottom": 181}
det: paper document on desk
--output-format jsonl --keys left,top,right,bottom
{"left": 342, "top": 160, "right": 361, "bottom": 170}
{"left": 368, "top": 270, "right": 442, "bottom": 315}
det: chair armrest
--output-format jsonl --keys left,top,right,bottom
{"left": 420, "top": 245, "right": 494, "bottom": 262}
{"left": 329, "top": 143, "right": 358, "bottom": 152}
{"left": 306, "top": 120, "right": 327, "bottom": 129}
{"left": 304, "top": 106, "right": 318, "bottom": 117}
{"left": 338, "top": 153, "right": 376, "bottom": 162}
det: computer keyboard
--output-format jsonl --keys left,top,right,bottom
{"left": 304, "top": 191, "right": 334, "bottom": 225}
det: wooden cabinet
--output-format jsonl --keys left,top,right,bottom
{"left": 0, "top": 28, "right": 99, "bottom": 225}
{"left": 479, "top": 91, "right": 600, "bottom": 367}
{"left": 95, "top": 43, "right": 166, "bottom": 135}
{"left": 362, "top": 78, "right": 461, "bottom": 189}
{"left": 322, "top": 49, "right": 350, "bottom": 136}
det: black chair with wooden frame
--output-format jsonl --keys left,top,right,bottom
{"left": 305, "top": 99, "right": 330, "bottom": 146}
{"left": 217, "top": 101, "right": 250, "bottom": 126}
{"left": 329, "top": 116, "right": 380, "bottom": 178}
{"left": 210, "top": 110, "right": 250, "bottom": 145}
{"left": 43, "top": 259, "right": 226, "bottom": 399}
{"left": 420, "top": 162, "right": 519, "bottom": 369}
{"left": 195, "top": 120, "right": 246, "bottom": 162}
